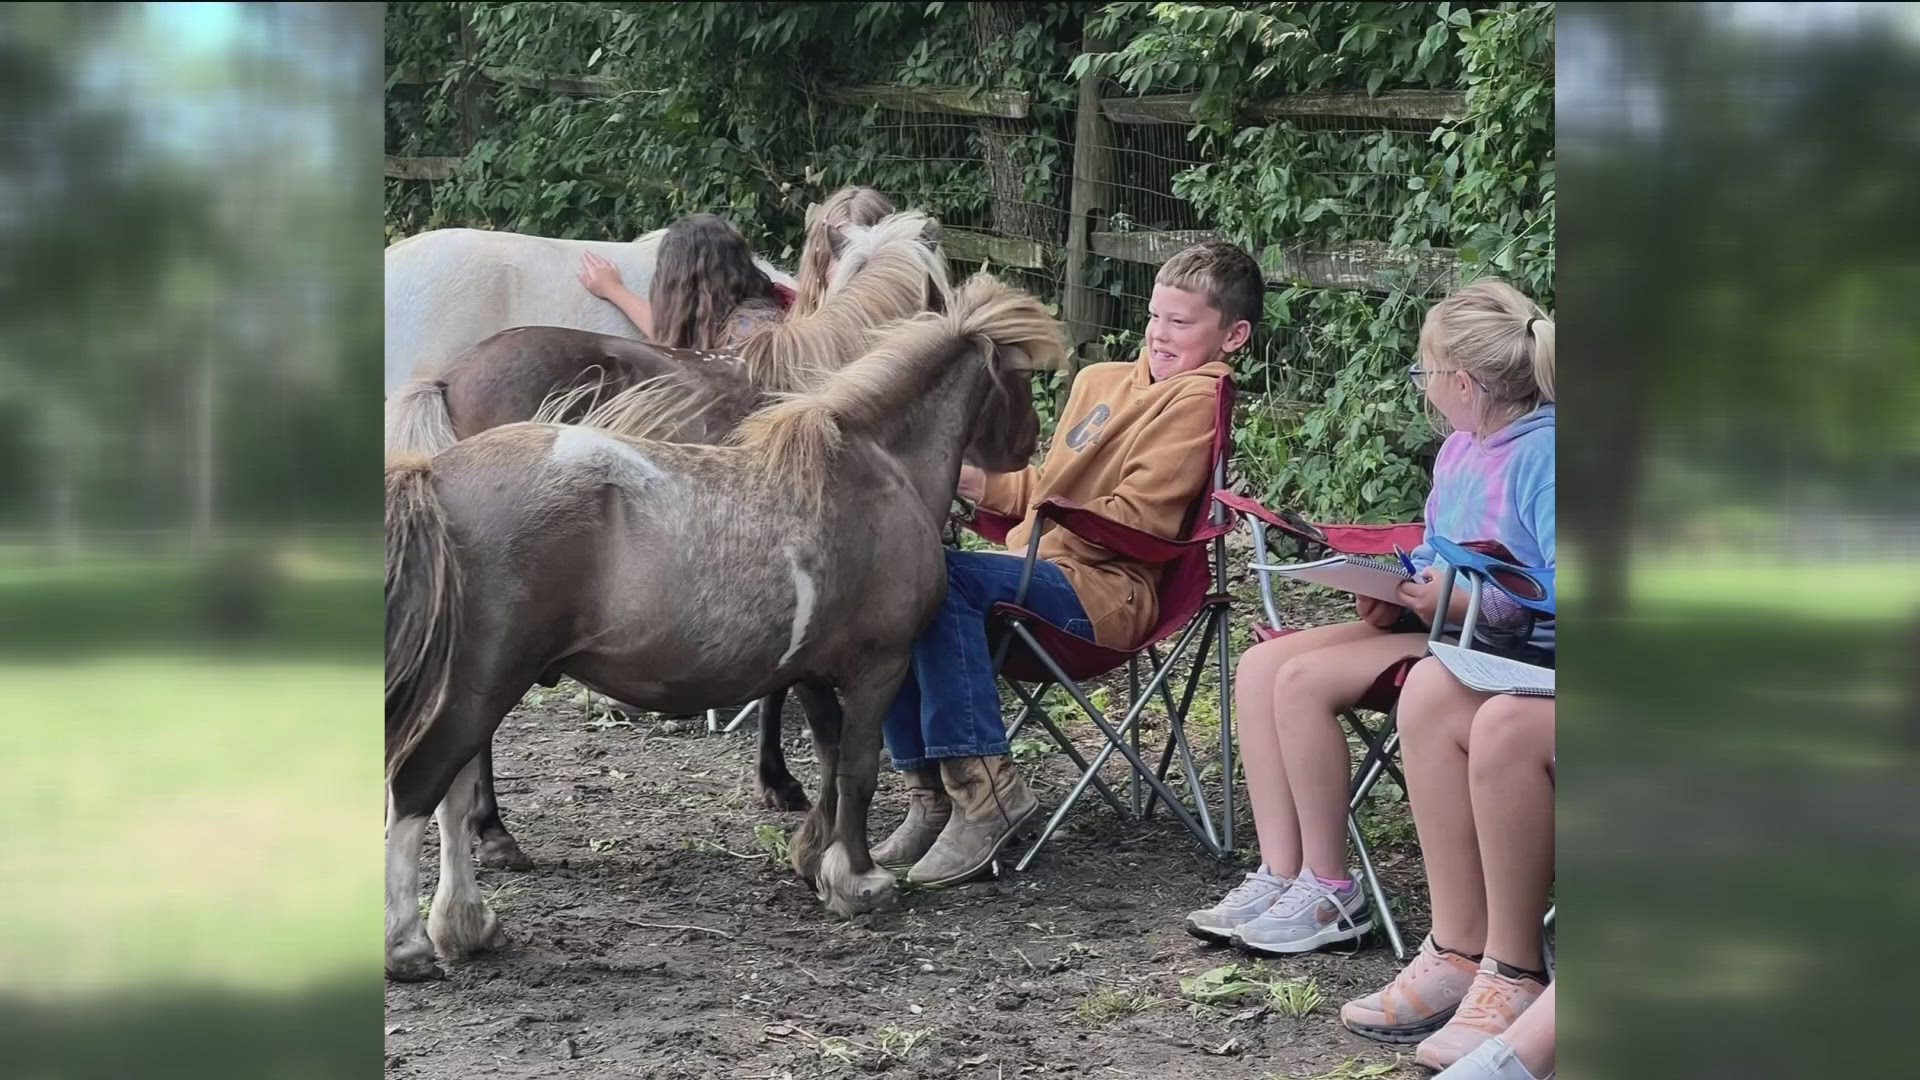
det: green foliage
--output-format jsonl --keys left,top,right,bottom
{"left": 1083, "top": 2, "right": 1554, "bottom": 521}
{"left": 386, "top": 2, "right": 1554, "bottom": 525}
{"left": 385, "top": 2, "right": 1084, "bottom": 256}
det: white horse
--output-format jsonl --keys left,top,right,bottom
{"left": 383, "top": 227, "right": 797, "bottom": 392}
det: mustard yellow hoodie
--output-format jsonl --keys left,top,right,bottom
{"left": 978, "top": 348, "right": 1230, "bottom": 647}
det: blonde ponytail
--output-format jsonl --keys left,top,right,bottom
{"left": 792, "top": 186, "right": 895, "bottom": 316}
{"left": 1419, "top": 278, "right": 1553, "bottom": 432}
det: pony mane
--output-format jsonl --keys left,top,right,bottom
{"left": 562, "top": 369, "right": 717, "bottom": 443}
{"left": 528, "top": 365, "right": 614, "bottom": 425}
{"left": 731, "top": 210, "right": 951, "bottom": 394}
{"left": 731, "top": 273, "right": 1064, "bottom": 508}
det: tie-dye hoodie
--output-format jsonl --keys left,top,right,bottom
{"left": 1408, "top": 404, "right": 1556, "bottom": 651}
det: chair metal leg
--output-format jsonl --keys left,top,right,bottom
{"left": 722, "top": 698, "right": 758, "bottom": 735}
{"left": 1014, "top": 619, "right": 1223, "bottom": 869}
{"left": 1128, "top": 657, "right": 1143, "bottom": 816}
{"left": 1139, "top": 632, "right": 1211, "bottom": 819}
{"left": 1026, "top": 706, "right": 1132, "bottom": 819}
{"left": 706, "top": 709, "right": 719, "bottom": 734}
{"left": 1348, "top": 814, "right": 1407, "bottom": 960}
{"left": 1212, "top": 604, "right": 1235, "bottom": 853}
{"left": 1003, "top": 679, "right": 1045, "bottom": 741}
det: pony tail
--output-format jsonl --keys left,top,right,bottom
{"left": 1528, "top": 316, "right": 1555, "bottom": 403}
{"left": 385, "top": 380, "right": 457, "bottom": 455}
{"left": 385, "top": 456, "right": 462, "bottom": 784}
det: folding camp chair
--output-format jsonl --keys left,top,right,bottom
{"left": 968, "top": 378, "right": 1242, "bottom": 871}
{"left": 1215, "top": 492, "right": 1429, "bottom": 961}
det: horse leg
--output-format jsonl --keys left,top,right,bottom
{"left": 753, "top": 685, "right": 810, "bottom": 812}
{"left": 471, "top": 741, "right": 535, "bottom": 871}
{"left": 788, "top": 680, "right": 843, "bottom": 890}
{"left": 385, "top": 787, "right": 439, "bottom": 981}
{"left": 387, "top": 679, "right": 523, "bottom": 981}
{"left": 428, "top": 753, "right": 508, "bottom": 959}
{"left": 817, "top": 662, "right": 907, "bottom": 919}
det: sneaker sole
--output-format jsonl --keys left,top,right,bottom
{"left": 907, "top": 801, "right": 1040, "bottom": 889}
{"left": 1340, "top": 1005, "right": 1458, "bottom": 1044}
{"left": 1230, "top": 914, "right": 1374, "bottom": 956}
{"left": 1184, "top": 918, "right": 1237, "bottom": 944}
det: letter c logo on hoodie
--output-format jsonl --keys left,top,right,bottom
{"left": 1064, "top": 403, "right": 1111, "bottom": 451}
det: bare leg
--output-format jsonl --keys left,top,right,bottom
{"left": 816, "top": 662, "right": 907, "bottom": 918}
{"left": 1469, "top": 695, "right": 1555, "bottom": 972}
{"left": 753, "top": 685, "right": 810, "bottom": 812}
{"left": 428, "top": 754, "right": 506, "bottom": 958}
{"left": 789, "top": 680, "right": 844, "bottom": 889}
{"left": 1398, "top": 656, "right": 1496, "bottom": 955}
{"left": 470, "top": 741, "right": 534, "bottom": 871}
{"left": 1235, "top": 621, "right": 1386, "bottom": 875}
{"left": 1270, "top": 632, "right": 1431, "bottom": 879}
{"left": 1500, "top": 981, "right": 1555, "bottom": 1077}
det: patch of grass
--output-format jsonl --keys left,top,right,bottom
{"left": 1281, "top": 1058, "right": 1409, "bottom": 1080}
{"left": 1009, "top": 734, "right": 1056, "bottom": 763}
{"left": 754, "top": 823, "right": 791, "bottom": 861}
{"left": 0, "top": 658, "right": 378, "bottom": 995}
{"left": 1356, "top": 777, "right": 1417, "bottom": 850}
{"left": 872, "top": 1025, "right": 932, "bottom": 1058}
{"left": 1076, "top": 986, "right": 1157, "bottom": 1023}
{"left": 811, "top": 1024, "right": 933, "bottom": 1068}
{"left": 1180, "top": 963, "right": 1323, "bottom": 1019}
{"left": 1267, "top": 975, "right": 1324, "bottom": 1019}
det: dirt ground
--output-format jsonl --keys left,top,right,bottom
{"left": 386, "top": 576, "right": 1433, "bottom": 1080}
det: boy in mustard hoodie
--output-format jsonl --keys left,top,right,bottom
{"left": 878, "top": 241, "right": 1264, "bottom": 886}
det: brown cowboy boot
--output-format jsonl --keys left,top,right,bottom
{"left": 869, "top": 766, "right": 950, "bottom": 870}
{"left": 906, "top": 755, "right": 1039, "bottom": 888}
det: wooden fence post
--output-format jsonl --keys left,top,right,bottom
{"left": 1063, "top": 34, "right": 1113, "bottom": 378}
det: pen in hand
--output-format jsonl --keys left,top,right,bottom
{"left": 1394, "top": 544, "right": 1419, "bottom": 578}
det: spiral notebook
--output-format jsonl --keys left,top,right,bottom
{"left": 1249, "top": 554, "right": 1413, "bottom": 605}
{"left": 1428, "top": 641, "right": 1555, "bottom": 697}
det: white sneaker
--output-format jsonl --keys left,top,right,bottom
{"left": 1184, "top": 865, "right": 1294, "bottom": 943}
{"left": 1433, "top": 1035, "right": 1550, "bottom": 1080}
{"left": 1230, "top": 871, "right": 1372, "bottom": 955}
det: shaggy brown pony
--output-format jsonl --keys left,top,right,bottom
{"left": 383, "top": 274, "right": 1063, "bottom": 980}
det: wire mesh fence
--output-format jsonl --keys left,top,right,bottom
{"left": 384, "top": 9, "right": 1547, "bottom": 519}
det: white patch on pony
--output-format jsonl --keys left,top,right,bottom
{"left": 780, "top": 544, "right": 817, "bottom": 668}
{"left": 549, "top": 425, "right": 665, "bottom": 488}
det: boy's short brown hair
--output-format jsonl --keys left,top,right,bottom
{"left": 1155, "top": 241, "right": 1265, "bottom": 329}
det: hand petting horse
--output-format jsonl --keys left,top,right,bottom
{"left": 383, "top": 274, "right": 1065, "bottom": 981}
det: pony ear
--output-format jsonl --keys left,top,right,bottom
{"left": 918, "top": 216, "right": 942, "bottom": 246}
{"left": 826, "top": 225, "right": 851, "bottom": 258}
{"left": 805, "top": 202, "right": 822, "bottom": 230}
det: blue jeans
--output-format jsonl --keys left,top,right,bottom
{"left": 883, "top": 550, "right": 1092, "bottom": 771}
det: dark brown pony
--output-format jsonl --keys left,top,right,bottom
{"left": 383, "top": 274, "right": 1061, "bottom": 980}
{"left": 384, "top": 212, "right": 950, "bottom": 870}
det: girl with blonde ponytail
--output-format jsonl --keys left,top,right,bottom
{"left": 790, "top": 186, "right": 895, "bottom": 317}
{"left": 1185, "top": 278, "right": 1556, "bottom": 978}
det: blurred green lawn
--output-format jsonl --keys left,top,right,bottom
{"left": 0, "top": 541, "right": 380, "bottom": 999}
{"left": 1564, "top": 555, "right": 1918, "bottom": 1078}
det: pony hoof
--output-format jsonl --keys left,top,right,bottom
{"left": 756, "top": 781, "right": 811, "bottom": 813}
{"left": 476, "top": 834, "right": 535, "bottom": 871}
{"left": 819, "top": 844, "right": 898, "bottom": 919}
{"left": 386, "top": 941, "right": 445, "bottom": 983}
{"left": 428, "top": 901, "right": 507, "bottom": 958}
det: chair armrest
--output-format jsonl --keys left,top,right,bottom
{"left": 1031, "top": 494, "right": 1234, "bottom": 567}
